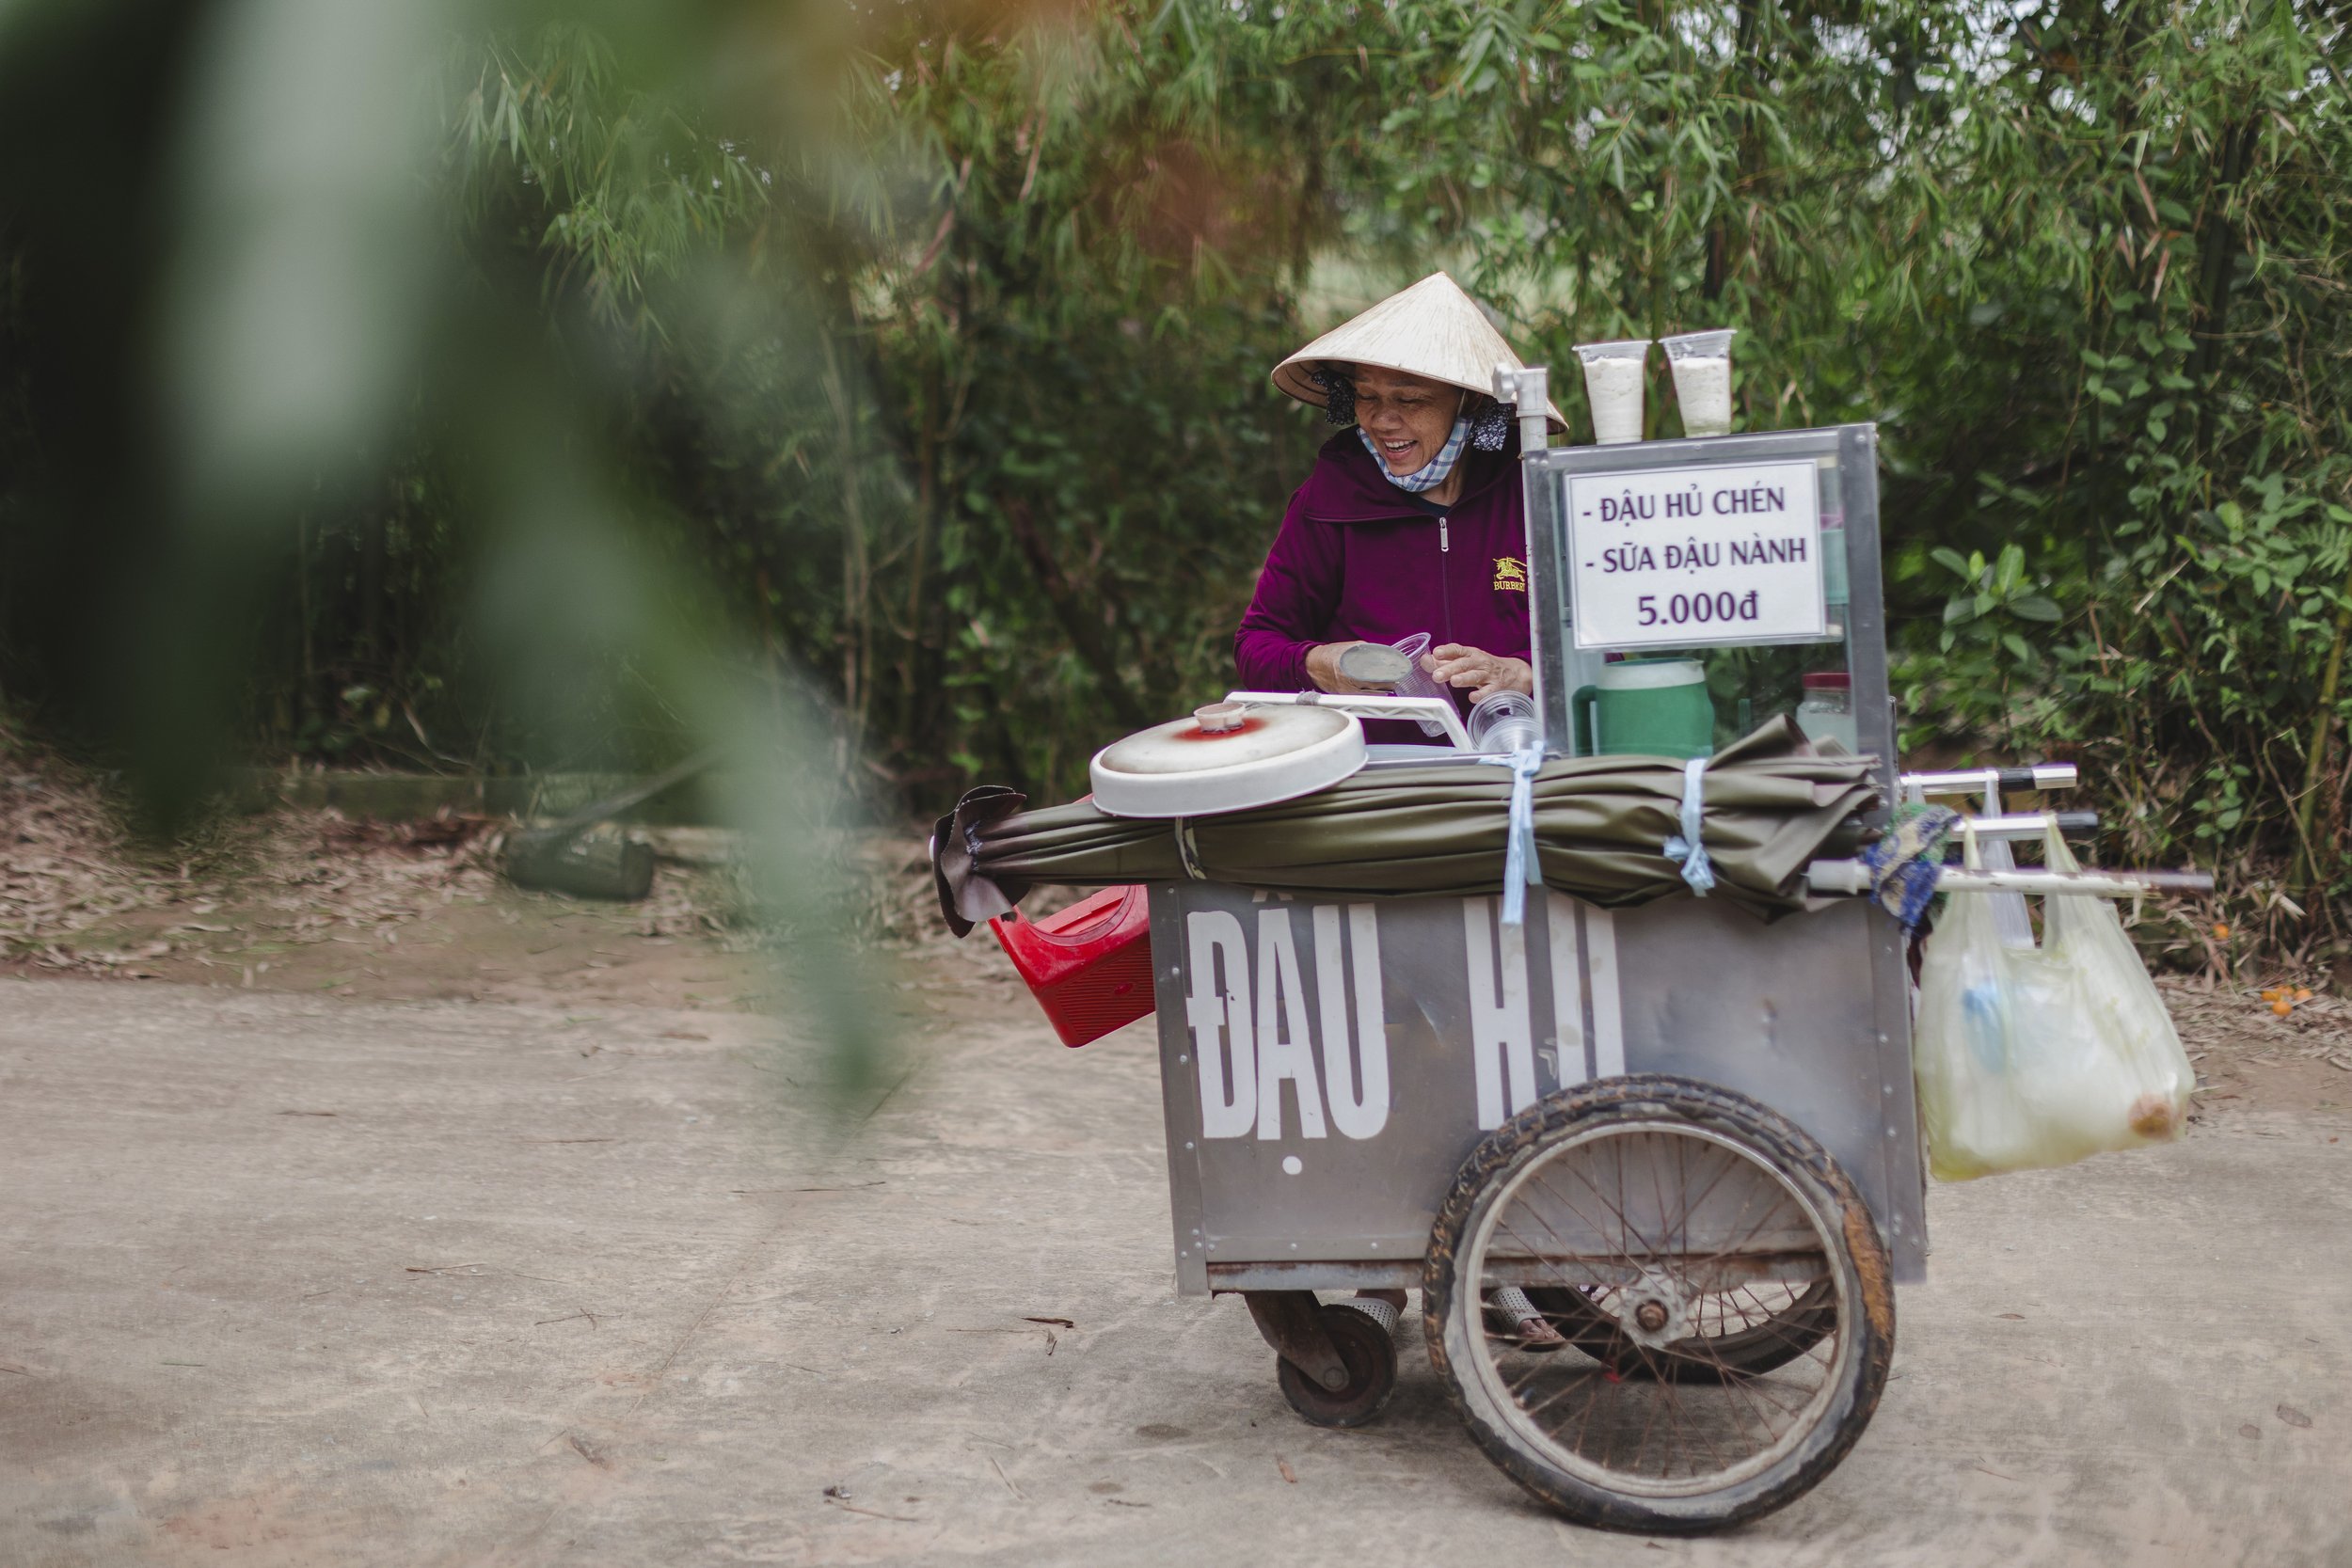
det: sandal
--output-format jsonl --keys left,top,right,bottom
{"left": 1484, "top": 1286, "right": 1567, "bottom": 1353}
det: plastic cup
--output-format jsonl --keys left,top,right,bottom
{"left": 1469, "top": 690, "right": 1541, "bottom": 753}
{"left": 1573, "top": 339, "right": 1652, "bottom": 445}
{"left": 1390, "top": 632, "right": 1450, "bottom": 737}
{"left": 1661, "top": 328, "right": 1736, "bottom": 437}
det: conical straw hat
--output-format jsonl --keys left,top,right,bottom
{"left": 1273, "top": 271, "right": 1566, "bottom": 431}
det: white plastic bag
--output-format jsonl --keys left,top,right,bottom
{"left": 1914, "top": 825, "right": 2193, "bottom": 1181}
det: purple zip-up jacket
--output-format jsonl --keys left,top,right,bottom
{"left": 1235, "top": 428, "right": 1531, "bottom": 743}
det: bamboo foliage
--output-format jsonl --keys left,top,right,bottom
{"left": 3, "top": 0, "right": 2345, "bottom": 918}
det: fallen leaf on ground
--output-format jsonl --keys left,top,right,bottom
{"left": 2239, "top": 1424, "right": 2261, "bottom": 1439}
{"left": 1277, "top": 1458, "right": 1296, "bottom": 1484}
{"left": 2277, "top": 1404, "right": 2312, "bottom": 1428}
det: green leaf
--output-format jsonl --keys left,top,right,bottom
{"left": 1994, "top": 544, "right": 2025, "bottom": 594}
{"left": 2010, "top": 594, "right": 2062, "bottom": 622}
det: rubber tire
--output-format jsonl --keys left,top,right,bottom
{"left": 1423, "top": 1074, "right": 1896, "bottom": 1534}
{"left": 1276, "top": 1304, "right": 1399, "bottom": 1429}
{"left": 1526, "top": 1278, "right": 1836, "bottom": 1381}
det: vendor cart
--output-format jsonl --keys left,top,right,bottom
{"left": 946, "top": 377, "right": 2183, "bottom": 1533}
{"left": 1143, "top": 405, "right": 1918, "bottom": 1531}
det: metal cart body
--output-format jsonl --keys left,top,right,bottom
{"left": 1150, "top": 879, "right": 1924, "bottom": 1297}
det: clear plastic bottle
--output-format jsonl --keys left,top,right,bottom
{"left": 1795, "top": 671, "right": 1858, "bottom": 754}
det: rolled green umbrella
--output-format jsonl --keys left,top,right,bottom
{"left": 932, "top": 715, "right": 1879, "bottom": 937}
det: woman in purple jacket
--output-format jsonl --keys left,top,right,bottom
{"left": 1237, "top": 272, "right": 1565, "bottom": 747}
{"left": 1238, "top": 275, "right": 1573, "bottom": 1347}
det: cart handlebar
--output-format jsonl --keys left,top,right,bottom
{"left": 1959, "top": 811, "right": 2100, "bottom": 840}
{"left": 1899, "top": 763, "right": 2077, "bottom": 796}
{"left": 1806, "top": 859, "right": 2214, "bottom": 898}
{"left": 1223, "top": 689, "right": 1475, "bottom": 752}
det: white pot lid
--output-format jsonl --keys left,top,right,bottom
{"left": 1089, "top": 702, "right": 1367, "bottom": 818}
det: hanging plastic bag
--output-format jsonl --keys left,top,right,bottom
{"left": 1914, "top": 823, "right": 2193, "bottom": 1180}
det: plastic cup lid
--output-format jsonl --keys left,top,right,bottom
{"left": 1661, "top": 328, "right": 1738, "bottom": 359}
{"left": 1573, "top": 339, "right": 1652, "bottom": 361}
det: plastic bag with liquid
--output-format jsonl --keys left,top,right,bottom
{"left": 1913, "top": 826, "right": 2193, "bottom": 1180}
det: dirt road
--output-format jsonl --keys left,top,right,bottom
{"left": 2, "top": 955, "right": 2345, "bottom": 1568}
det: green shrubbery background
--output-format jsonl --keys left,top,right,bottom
{"left": 2, "top": 0, "right": 2346, "bottom": 921}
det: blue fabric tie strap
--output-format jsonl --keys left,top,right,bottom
{"left": 1478, "top": 745, "right": 1548, "bottom": 927}
{"left": 1662, "top": 756, "right": 1715, "bottom": 895}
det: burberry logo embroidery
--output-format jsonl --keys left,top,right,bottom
{"left": 1493, "top": 556, "right": 1528, "bottom": 592}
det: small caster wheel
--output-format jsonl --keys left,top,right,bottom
{"left": 1277, "top": 1304, "right": 1398, "bottom": 1428}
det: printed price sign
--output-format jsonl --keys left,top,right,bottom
{"left": 1566, "top": 458, "right": 1825, "bottom": 649}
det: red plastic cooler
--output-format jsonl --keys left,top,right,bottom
{"left": 988, "top": 885, "right": 1153, "bottom": 1048}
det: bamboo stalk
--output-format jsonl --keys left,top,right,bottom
{"left": 2288, "top": 559, "right": 2352, "bottom": 897}
{"left": 1003, "top": 499, "right": 1148, "bottom": 729}
{"left": 2191, "top": 119, "right": 2256, "bottom": 456}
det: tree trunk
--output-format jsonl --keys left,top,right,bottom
{"left": 2191, "top": 119, "right": 2257, "bottom": 456}
{"left": 1003, "top": 498, "right": 1148, "bottom": 729}
{"left": 2289, "top": 563, "right": 2352, "bottom": 898}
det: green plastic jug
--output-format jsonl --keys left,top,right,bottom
{"left": 1572, "top": 658, "right": 1715, "bottom": 759}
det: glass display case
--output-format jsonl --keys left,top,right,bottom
{"left": 1521, "top": 424, "right": 1889, "bottom": 809}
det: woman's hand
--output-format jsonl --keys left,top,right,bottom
{"left": 1305, "top": 641, "right": 1397, "bottom": 694}
{"left": 1425, "top": 643, "right": 1534, "bottom": 704}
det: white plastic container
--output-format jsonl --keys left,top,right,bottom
{"left": 1795, "top": 671, "right": 1858, "bottom": 755}
{"left": 1574, "top": 339, "right": 1651, "bottom": 445}
{"left": 1661, "top": 328, "right": 1736, "bottom": 437}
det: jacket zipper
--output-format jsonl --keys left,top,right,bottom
{"left": 1438, "top": 515, "right": 1454, "bottom": 643}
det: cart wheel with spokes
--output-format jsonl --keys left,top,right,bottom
{"left": 1525, "top": 1276, "right": 1837, "bottom": 1381}
{"left": 1424, "top": 1074, "right": 1895, "bottom": 1534}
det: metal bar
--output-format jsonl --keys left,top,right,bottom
{"left": 1500, "top": 363, "right": 1558, "bottom": 752}
{"left": 1222, "top": 689, "right": 1474, "bottom": 752}
{"left": 1210, "top": 1260, "right": 1421, "bottom": 1293}
{"left": 1836, "top": 424, "right": 1928, "bottom": 1285}
{"left": 1958, "top": 811, "right": 2100, "bottom": 841}
{"left": 1934, "top": 867, "right": 2213, "bottom": 895}
{"left": 1148, "top": 885, "right": 1213, "bottom": 1297}
{"left": 1901, "top": 763, "right": 2077, "bottom": 795}
{"left": 1804, "top": 859, "right": 2212, "bottom": 897}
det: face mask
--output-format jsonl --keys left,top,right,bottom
{"left": 1361, "top": 416, "right": 1470, "bottom": 494}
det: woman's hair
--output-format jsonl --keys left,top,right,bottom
{"left": 1308, "top": 362, "right": 1359, "bottom": 426}
{"left": 1310, "top": 360, "right": 1514, "bottom": 451}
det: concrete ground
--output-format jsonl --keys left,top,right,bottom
{"left": 2, "top": 970, "right": 2346, "bottom": 1568}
